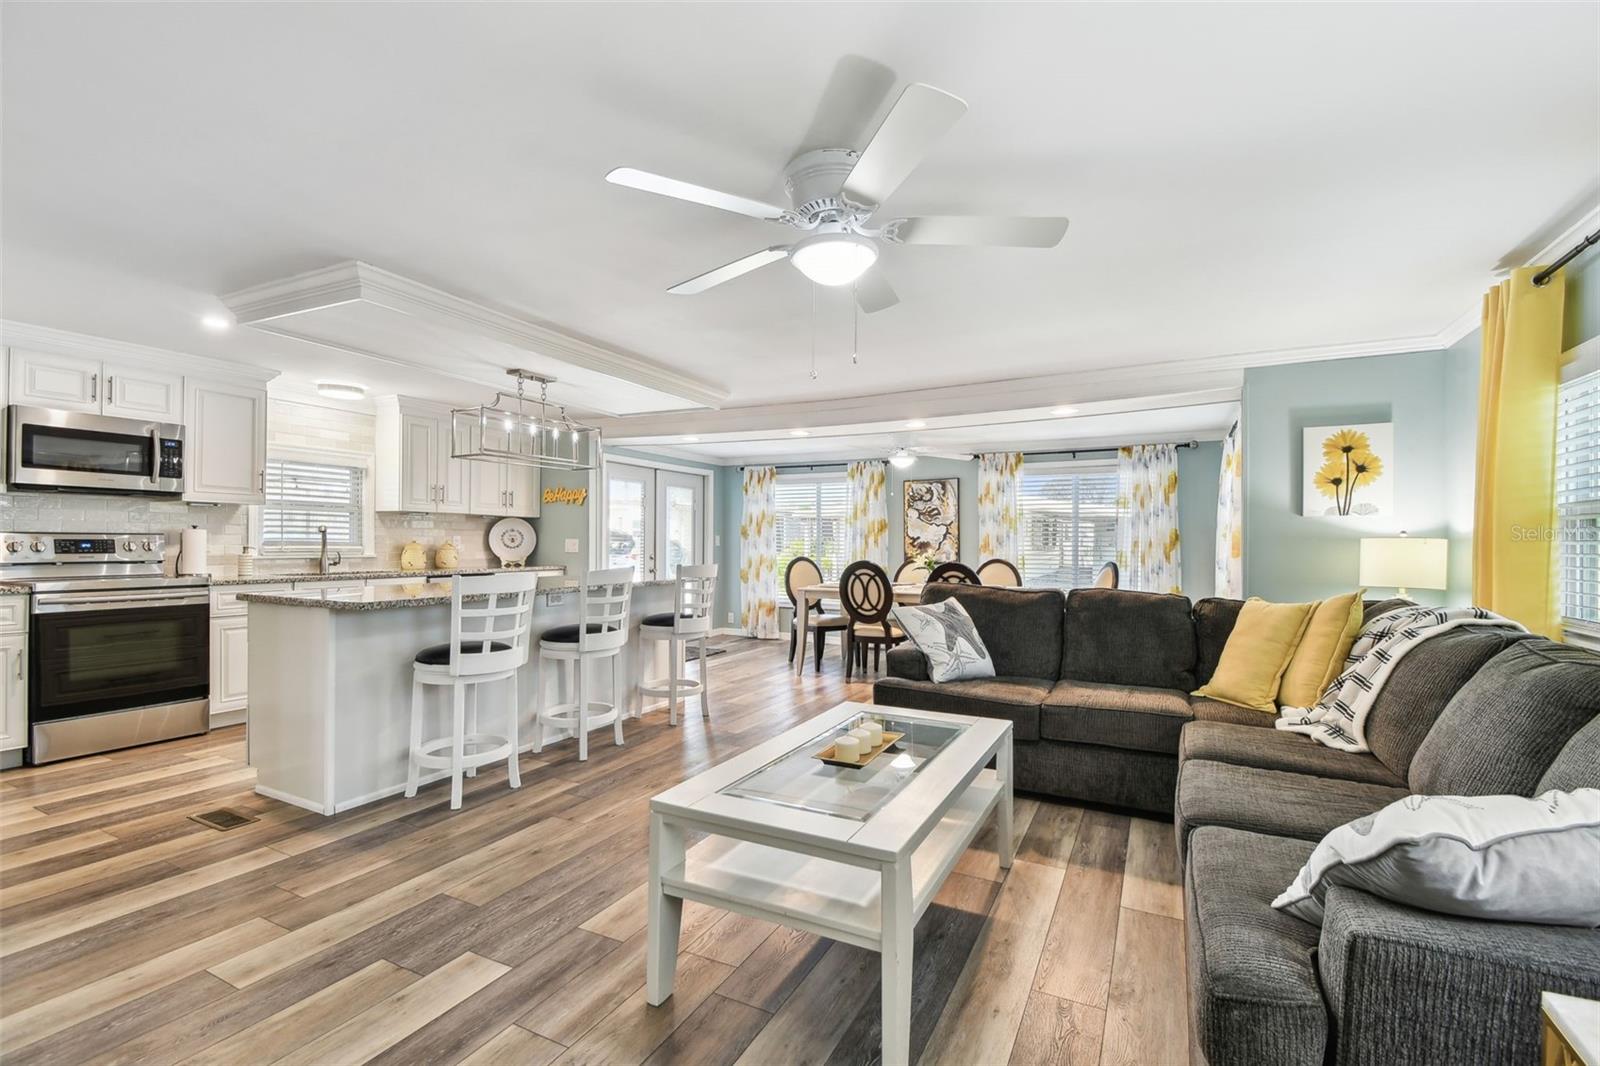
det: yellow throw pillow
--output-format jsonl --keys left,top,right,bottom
{"left": 1194, "top": 597, "right": 1316, "bottom": 713}
{"left": 1277, "top": 590, "right": 1365, "bottom": 709}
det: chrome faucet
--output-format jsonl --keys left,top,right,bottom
{"left": 317, "top": 525, "right": 343, "bottom": 574}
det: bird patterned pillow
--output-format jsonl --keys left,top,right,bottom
{"left": 891, "top": 597, "right": 996, "bottom": 684}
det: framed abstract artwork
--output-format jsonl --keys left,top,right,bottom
{"left": 1302, "top": 422, "right": 1394, "bottom": 517}
{"left": 904, "top": 477, "right": 960, "bottom": 561}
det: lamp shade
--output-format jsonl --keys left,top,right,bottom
{"left": 1359, "top": 537, "right": 1448, "bottom": 591}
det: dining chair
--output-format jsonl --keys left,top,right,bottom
{"left": 928, "top": 561, "right": 981, "bottom": 585}
{"left": 892, "top": 558, "right": 927, "bottom": 585}
{"left": 839, "top": 560, "right": 906, "bottom": 680}
{"left": 976, "top": 558, "right": 1022, "bottom": 587}
{"left": 1094, "top": 561, "right": 1120, "bottom": 588}
{"left": 784, "top": 555, "right": 848, "bottom": 669}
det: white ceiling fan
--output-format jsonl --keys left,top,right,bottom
{"left": 607, "top": 82, "right": 1070, "bottom": 313}
{"left": 888, "top": 444, "right": 975, "bottom": 468}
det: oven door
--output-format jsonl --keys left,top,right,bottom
{"left": 7, "top": 405, "right": 184, "bottom": 495}
{"left": 29, "top": 591, "right": 209, "bottom": 722}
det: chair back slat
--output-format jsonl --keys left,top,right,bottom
{"left": 579, "top": 567, "right": 635, "bottom": 652}
{"left": 840, "top": 560, "right": 894, "bottom": 626}
{"left": 448, "top": 572, "right": 540, "bottom": 676}
{"left": 672, "top": 564, "right": 717, "bottom": 636}
{"left": 928, "top": 561, "right": 981, "bottom": 585}
{"left": 1094, "top": 561, "right": 1120, "bottom": 589}
{"left": 976, "top": 558, "right": 1022, "bottom": 587}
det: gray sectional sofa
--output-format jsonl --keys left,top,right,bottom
{"left": 873, "top": 583, "right": 1600, "bottom": 1066}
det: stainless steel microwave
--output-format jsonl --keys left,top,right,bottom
{"left": 6, "top": 405, "right": 185, "bottom": 495}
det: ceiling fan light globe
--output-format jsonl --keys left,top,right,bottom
{"left": 790, "top": 233, "right": 878, "bottom": 287}
{"left": 888, "top": 448, "right": 916, "bottom": 469}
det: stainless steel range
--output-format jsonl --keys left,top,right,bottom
{"left": 0, "top": 532, "right": 209, "bottom": 763}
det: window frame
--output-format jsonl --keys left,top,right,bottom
{"left": 1016, "top": 458, "right": 1120, "bottom": 590}
{"left": 248, "top": 444, "right": 377, "bottom": 560}
{"left": 772, "top": 470, "right": 851, "bottom": 583}
{"left": 1558, "top": 338, "right": 1600, "bottom": 648}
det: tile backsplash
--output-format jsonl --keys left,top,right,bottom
{"left": 0, "top": 396, "right": 511, "bottom": 577}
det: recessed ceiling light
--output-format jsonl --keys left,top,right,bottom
{"left": 904, "top": 420, "right": 926, "bottom": 429}
{"left": 790, "top": 429, "right": 809, "bottom": 437}
{"left": 1051, "top": 406, "right": 1079, "bottom": 416}
{"left": 682, "top": 435, "right": 701, "bottom": 442}
{"left": 200, "top": 313, "right": 233, "bottom": 332}
{"left": 316, "top": 382, "right": 367, "bottom": 400}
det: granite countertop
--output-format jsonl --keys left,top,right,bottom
{"left": 0, "top": 584, "right": 29, "bottom": 596}
{"left": 239, "top": 576, "right": 678, "bottom": 611}
{"left": 211, "top": 565, "right": 564, "bottom": 587}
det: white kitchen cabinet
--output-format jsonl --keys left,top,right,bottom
{"left": 0, "top": 633, "right": 26, "bottom": 753}
{"left": 103, "top": 366, "right": 185, "bottom": 421}
{"left": 469, "top": 458, "right": 541, "bottom": 517}
{"left": 376, "top": 398, "right": 468, "bottom": 514}
{"left": 8, "top": 349, "right": 184, "bottom": 422}
{"left": 210, "top": 616, "right": 250, "bottom": 714}
{"left": 9, "top": 350, "right": 102, "bottom": 413}
{"left": 185, "top": 380, "right": 267, "bottom": 504}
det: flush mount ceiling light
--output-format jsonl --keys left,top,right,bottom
{"left": 1051, "top": 406, "right": 1079, "bottom": 416}
{"left": 904, "top": 420, "right": 927, "bottom": 429}
{"left": 788, "top": 231, "right": 879, "bottom": 287}
{"left": 200, "top": 313, "right": 233, "bottom": 332}
{"left": 682, "top": 435, "right": 701, "bottom": 442}
{"left": 452, "top": 370, "right": 600, "bottom": 471}
{"left": 790, "top": 429, "right": 810, "bottom": 437}
{"left": 315, "top": 382, "right": 367, "bottom": 400}
{"left": 888, "top": 447, "right": 917, "bottom": 469}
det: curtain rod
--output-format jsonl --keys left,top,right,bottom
{"left": 1534, "top": 227, "right": 1600, "bottom": 287}
{"left": 740, "top": 440, "right": 1202, "bottom": 471}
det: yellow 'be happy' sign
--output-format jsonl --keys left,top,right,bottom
{"left": 542, "top": 486, "right": 588, "bottom": 506}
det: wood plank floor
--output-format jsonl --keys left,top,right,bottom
{"left": 0, "top": 637, "right": 1189, "bottom": 1066}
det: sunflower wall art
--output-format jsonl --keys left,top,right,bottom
{"left": 1301, "top": 422, "right": 1393, "bottom": 517}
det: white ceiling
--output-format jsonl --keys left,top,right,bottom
{"left": 2, "top": 3, "right": 1597, "bottom": 423}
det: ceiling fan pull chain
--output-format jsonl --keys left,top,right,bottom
{"left": 851, "top": 291, "right": 860, "bottom": 366}
{"left": 809, "top": 283, "right": 819, "bottom": 380}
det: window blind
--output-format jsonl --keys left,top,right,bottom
{"left": 1018, "top": 465, "right": 1119, "bottom": 589}
{"left": 774, "top": 475, "right": 850, "bottom": 580}
{"left": 261, "top": 457, "right": 365, "bottom": 551}
{"left": 1557, "top": 369, "right": 1599, "bottom": 627}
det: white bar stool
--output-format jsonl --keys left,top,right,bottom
{"left": 534, "top": 567, "right": 634, "bottom": 761}
{"left": 637, "top": 564, "right": 717, "bottom": 725}
{"left": 405, "top": 572, "right": 538, "bottom": 810}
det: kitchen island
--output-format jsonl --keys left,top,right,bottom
{"left": 242, "top": 578, "right": 681, "bottom": 814}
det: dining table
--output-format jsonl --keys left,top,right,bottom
{"left": 794, "top": 581, "right": 928, "bottom": 676}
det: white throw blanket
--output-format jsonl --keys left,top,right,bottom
{"left": 1276, "top": 605, "right": 1524, "bottom": 752}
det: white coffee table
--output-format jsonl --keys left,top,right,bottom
{"left": 646, "top": 701, "right": 1014, "bottom": 1066}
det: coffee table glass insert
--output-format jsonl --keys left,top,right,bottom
{"left": 720, "top": 714, "right": 967, "bottom": 820}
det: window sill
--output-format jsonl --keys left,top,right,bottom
{"left": 1562, "top": 621, "right": 1600, "bottom": 651}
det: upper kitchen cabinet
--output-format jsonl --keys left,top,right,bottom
{"left": 469, "top": 458, "right": 541, "bottom": 517}
{"left": 375, "top": 397, "right": 469, "bottom": 514}
{"left": 7, "top": 349, "right": 183, "bottom": 421}
{"left": 185, "top": 380, "right": 268, "bottom": 504}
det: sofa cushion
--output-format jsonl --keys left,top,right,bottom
{"left": 1015, "top": 741, "right": 1179, "bottom": 815}
{"left": 1191, "top": 695, "right": 1278, "bottom": 729}
{"left": 1364, "top": 626, "right": 1532, "bottom": 781}
{"left": 1040, "top": 680, "right": 1192, "bottom": 754}
{"left": 1175, "top": 759, "right": 1407, "bottom": 861}
{"left": 1539, "top": 715, "right": 1600, "bottom": 793}
{"left": 1061, "top": 587, "right": 1197, "bottom": 691}
{"left": 919, "top": 584, "right": 1065, "bottom": 682}
{"left": 1409, "top": 638, "right": 1600, "bottom": 796}
{"left": 1185, "top": 826, "right": 1327, "bottom": 1066}
{"left": 884, "top": 646, "right": 929, "bottom": 682}
{"left": 1362, "top": 596, "right": 1416, "bottom": 623}
{"left": 871, "top": 675, "right": 1050, "bottom": 742}
{"left": 1193, "top": 598, "right": 1246, "bottom": 689}
{"left": 1179, "top": 721, "right": 1404, "bottom": 788}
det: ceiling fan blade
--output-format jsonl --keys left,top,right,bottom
{"left": 606, "top": 168, "right": 790, "bottom": 223}
{"left": 911, "top": 446, "right": 975, "bottom": 461}
{"left": 855, "top": 269, "right": 899, "bottom": 314}
{"left": 840, "top": 83, "right": 967, "bottom": 210}
{"left": 668, "top": 247, "right": 790, "bottom": 295}
{"left": 885, "top": 216, "right": 1070, "bottom": 247}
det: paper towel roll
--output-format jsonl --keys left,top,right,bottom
{"left": 178, "top": 526, "right": 210, "bottom": 576}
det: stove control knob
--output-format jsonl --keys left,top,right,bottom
{"left": 122, "top": 539, "right": 137, "bottom": 553}
{"left": 4, "top": 540, "right": 22, "bottom": 554}
{"left": 29, "top": 540, "right": 46, "bottom": 553}
{"left": 141, "top": 538, "right": 156, "bottom": 552}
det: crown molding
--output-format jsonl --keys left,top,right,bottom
{"left": 0, "top": 319, "right": 279, "bottom": 385}
{"left": 222, "top": 261, "right": 729, "bottom": 411}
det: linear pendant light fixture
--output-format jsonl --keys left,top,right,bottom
{"left": 451, "top": 370, "right": 600, "bottom": 471}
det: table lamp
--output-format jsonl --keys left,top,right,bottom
{"left": 1359, "top": 534, "right": 1448, "bottom": 599}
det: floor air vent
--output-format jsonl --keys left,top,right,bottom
{"left": 190, "top": 808, "right": 260, "bottom": 831}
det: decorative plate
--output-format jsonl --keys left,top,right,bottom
{"left": 489, "top": 517, "right": 537, "bottom": 567}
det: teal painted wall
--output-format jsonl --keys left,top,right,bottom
{"left": 1178, "top": 442, "right": 1223, "bottom": 599}
{"left": 1443, "top": 329, "right": 1480, "bottom": 604}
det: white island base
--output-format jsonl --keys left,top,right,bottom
{"left": 244, "top": 581, "right": 681, "bottom": 814}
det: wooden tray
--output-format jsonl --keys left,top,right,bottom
{"left": 815, "top": 731, "right": 906, "bottom": 768}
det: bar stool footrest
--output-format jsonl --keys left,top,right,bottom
{"left": 537, "top": 702, "right": 621, "bottom": 729}
{"left": 638, "top": 677, "right": 705, "bottom": 698}
{"left": 412, "top": 733, "right": 515, "bottom": 771}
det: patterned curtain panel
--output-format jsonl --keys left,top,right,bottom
{"left": 846, "top": 460, "right": 890, "bottom": 566}
{"left": 739, "top": 465, "right": 779, "bottom": 638}
{"left": 977, "top": 452, "right": 1024, "bottom": 563}
{"left": 1116, "top": 443, "right": 1183, "bottom": 593}
{"left": 1215, "top": 421, "right": 1244, "bottom": 598}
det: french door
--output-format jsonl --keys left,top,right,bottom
{"left": 605, "top": 461, "right": 707, "bottom": 581}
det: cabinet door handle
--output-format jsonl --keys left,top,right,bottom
{"left": 107, "top": 374, "right": 114, "bottom": 400}
{"left": 90, "top": 373, "right": 98, "bottom": 402}
{"left": 258, "top": 470, "right": 265, "bottom": 491}
{"left": 15, "top": 649, "right": 22, "bottom": 680}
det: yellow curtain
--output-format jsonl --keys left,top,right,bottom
{"left": 1473, "top": 267, "right": 1565, "bottom": 637}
